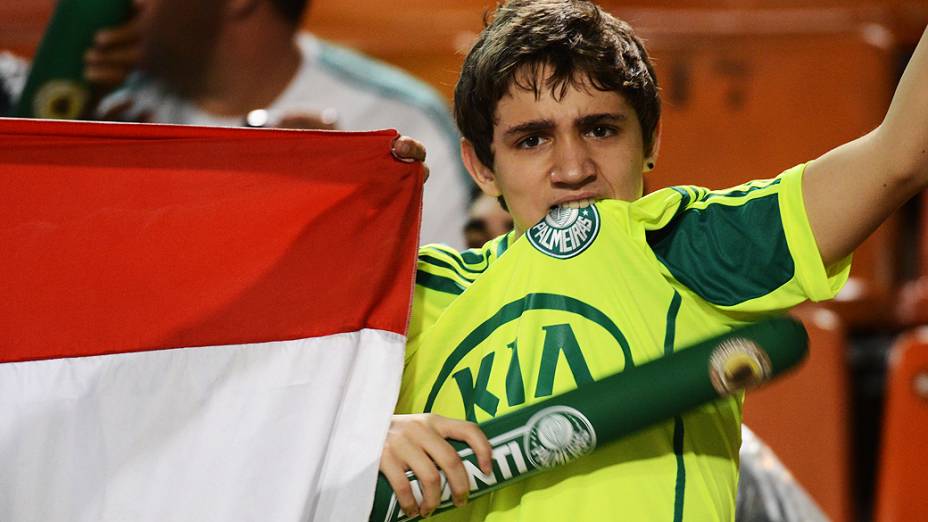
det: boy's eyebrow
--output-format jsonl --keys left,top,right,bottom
{"left": 576, "top": 113, "right": 627, "bottom": 126}
{"left": 502, "top": 119, "right": 556, "bottom": 138}
{"left": 502, "top": 113, "right": 627, "bottom": 138}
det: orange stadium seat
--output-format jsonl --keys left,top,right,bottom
{"left": 896, "top": 190, "right": 928, "bottom": 325}
{"left": 875, "top": 327, "right": 928, "bottom": 522}
{"left": 743, "top": 305, "right": 852, "bottom": 522}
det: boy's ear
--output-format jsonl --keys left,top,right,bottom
{"left": 643, "top": 121, "right": 662, "bottom": 173}
{"left": 461, "top": 139, "right": 502, "bottom": 197}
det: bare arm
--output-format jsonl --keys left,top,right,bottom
{"left": 804, "top": 25, "right": 928, "bottom": 265}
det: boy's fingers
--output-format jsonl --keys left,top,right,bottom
{"left": 389, "top": 436, "right": 443, "bottom": 516}
{"left": 379, "top": 453, "right": 419, "bottom": 518}
{"left": 435, "top": 417, "right": 493, "bottom": 475}
{"left": 378, "top": 414, "right": 486, "bottom": 516}
{"left": 392, "top": 136, "right": 427, "bottom": 163}
{"left": 406, "top": 456, "right": 443, "bottom": 515}
{"left": 413, "top": 430, "right": 470, "bottom": 507}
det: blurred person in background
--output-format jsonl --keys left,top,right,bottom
{"left": 100, "top": 0, "right": 470, "bottom": 248}
{"left": 463, "top": 194, "right": 512, "bottom": 248}
{"left": 737, "top": 426, "right": 827, "bottom": 522}
{"left": 2, "top": 0, "right": 472, "bottom": 248}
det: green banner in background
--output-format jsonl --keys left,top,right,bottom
{"left": 14, "top": 0, "right": 133, "bottom": 119}
{"left": 370, "top": 316, "right": 808, "bottom": 522}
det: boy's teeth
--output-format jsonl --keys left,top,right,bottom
{"left": 559, "top": 198, "right": 594, "bottom": 209}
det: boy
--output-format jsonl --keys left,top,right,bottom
{"left": 380, "top": 1, "right": 928, "bottom": 520}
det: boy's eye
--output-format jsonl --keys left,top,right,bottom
{"left": 587, "top": 125, "right": 615, "bottom": 138}
{"left": 517, "top": 135, "right": 544, "bottom": 149}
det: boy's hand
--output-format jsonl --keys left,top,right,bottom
{"left": 391, "top": 136, "right": 430, "bottom": 181}
{"left": 380, "top": 414, "right": 492, "bottom": 517}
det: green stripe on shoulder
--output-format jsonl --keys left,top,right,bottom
{"left": 418, "top": 254, "right": 477, "bottom": 283}
{"left": 460, "top": 248, "right": 490, "bottom": 266}
{"left": 647, "top": 193, "right": 794, "bottom": 306}
{"left": 416, "top": 270, "right": 465, "bottom": 295}
{"left": 417, "top": 245, "right": 484, "bottom": 289}
{"left": 496, "top": 233, "right": 510, "bottom": 257}
{"left": 427, "top": 245, "right": 491, "bottom": 275}
{"left": 698, "top": 178, "right": 781, "bottom": 202}
{"left": 670, "top": 186, "right": 693, "bottom": 207}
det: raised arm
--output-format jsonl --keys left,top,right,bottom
{"left": 803, "top": 25, "right": 928, "bottom": 266}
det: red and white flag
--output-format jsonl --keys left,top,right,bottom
{"left": 0, "top": 118, "right": 423, "bottom": 521}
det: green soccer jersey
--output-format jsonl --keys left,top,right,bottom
{"left": 396, "top": 164, "right": 849, "bottom": 521}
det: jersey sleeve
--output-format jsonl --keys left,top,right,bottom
{"left": 406, "top": 239, "right": 504, "bottom": 361}
{"left": 640, "top": 164, "right": 850, "bottom": 313}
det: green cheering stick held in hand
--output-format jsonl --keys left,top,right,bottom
{"left": 370, "top": 316, "right": 808, "bottom": 522}
{"left": 14, "top": 0, "right": 134, "bottom": 119}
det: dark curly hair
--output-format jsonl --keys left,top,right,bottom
{"left": 454, "top": 0, "right": 661, "bottom": 169}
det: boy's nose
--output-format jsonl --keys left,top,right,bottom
{"left": 549, "top": 137, "right": 596, "bottom": 186}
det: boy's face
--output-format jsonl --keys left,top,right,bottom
{"left": 463, "top": 68, "right": 654, "bottom": 236}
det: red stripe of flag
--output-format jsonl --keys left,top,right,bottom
{"left": 0, "top": 118, "right": 422, "bottom": 362}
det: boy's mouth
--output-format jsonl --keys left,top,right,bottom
{"left": 551, "top": 198, "right": 596, "bottom": 210}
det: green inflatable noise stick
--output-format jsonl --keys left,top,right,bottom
{"left": 369, "top": 316, "right": 808, "bottom": 522}
{"left": 14, "top": 0, "right": 133, "bottom": 119}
